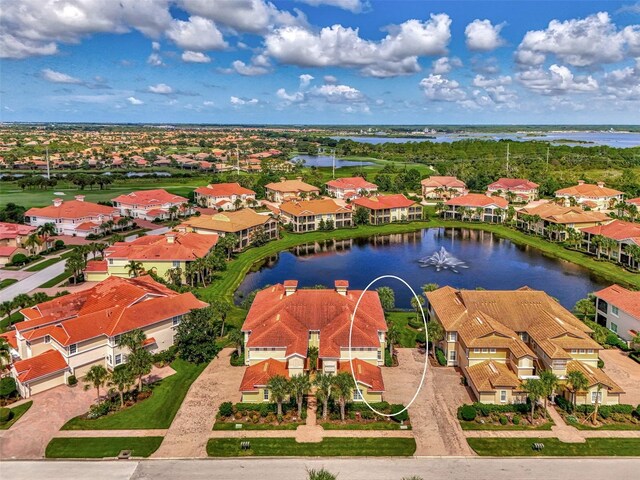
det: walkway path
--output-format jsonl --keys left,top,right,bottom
{"left": 0, "top": 252, "right": 67, "bottom": 302}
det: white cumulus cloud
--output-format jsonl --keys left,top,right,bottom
{"left": 182, "top": 51, "right": 211, "bottom": 63}
{"left": 419, "top": 74, "right": 466, "bottom": 102}
{"left": 516, "top": 64, "right": 599, "bottom": 95}
{"left": 296, "top": 0, "right": 364, "bottom": 13}
{"left": 167, "top": 16, "right": 227, "bottom": 51}
{"left": 127, "top": 96, "right": 144, "bottom": 105}
{"left": 148, "top": 83, "right": 174, "bottom": 94}
{"left": 230, "top": 96, "right": 259, "bottom": 105}
{"left": 41, "top": 68, "right": 82, "bottom": 84}
{"left": 465, "top": 19, "right": 506, "bottom": 51}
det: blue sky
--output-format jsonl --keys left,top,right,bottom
{"left": 2, "top": 0, "right": 640, "bottom": 124}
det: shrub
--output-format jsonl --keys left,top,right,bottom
{"left": 555, "top": 395, "right": 573, "bottom": 413}
{"left": 435, "top": 347, "right": 447, "bottom": 366}
{"left": 499, "top": 415, "right": 508, "bottom": 425}
{"left": 11, "top": 253, "right": 28, "bottom": 266}
{"left": 598, "top": 358, "right": 605, "bottom": 368}
{"left": 605, "top": 332, "right": 630, "bottom": 351}
{"left": 54, "top": 239, "right": 65, "bottom": 249}
{"left": 307, "top": 468, "right": 337, "bottom": 480}
{"left": 460, "top": 405, "right": 477, "bottom": 421}
{"left": 0, "top": 377, "right": 17, "bottom": 398}
{"left": 218, "top": 402, "right": 233, "bottom": 418}
{"left": 390, "top": 404, "right": 409, "bottom": 422}
{"left": 67, "top": 375, "right": 77, "bottom": 386}
{"left": 87, "top": 401, "right": 111, "bottom": 419}
{"left": 152, "top": 346, "right": 177, "bottom": 366}
{"left": 0, "top": 407, "right": 13, "bottom": 423}
{"left": 472, "top": 402, "right": 529, "bottom": 416}
{"left": 384, "top": 349, "right": 393, "bottom": 367}
{"left": 512, "top": 415, "right": 521, "bottom": 425}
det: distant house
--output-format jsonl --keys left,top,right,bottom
{"left": 194, "top": 182, "right": 257, "bottom": 210}
{"left": 443, "top": 194, "right": 508, "bottom": 223}
{"left": 264, "top": 178, "right": 321, "bottom": 203}
{"left": 177, "top": 208, "right": 278, "bottom": 250}
{"left": 352, "top": 194, "right": 423, "bottom": 225}
{"left": 112, "top": 189, "right": 190, "bottom": 221}
{"left": 0, "top": 222, "right": 37, "bottom": 265}
{"left": 516, "top": 201, "right": 610, "bottom": 240}
{"left": 581, "top": 220, "right": 640, "bottom": 270}
{"left": 325, "top": 177, "right": 378, "bottom": 200}
{"left": 487, "top": 178, "right": 539, "bottom": 203}
{"left": 421, "top": 176, "right": 468, "bottom": 200}
{"left": 555, "top": 181, "right": 624, "bottom": 211}
{"left": 279, "top": 199, "right": 352, "bottom": 232}
{"left": 594, "top": 284, "right": 640, "bottom": 342}
{"left": 25, "top": 196, "right": 120, "bottom": 237}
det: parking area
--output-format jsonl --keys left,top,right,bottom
{"left": 382, "top": 348, "right": 474, "bottom": 456}
{"left": 599, "top": 349, "right": 640, "bottom": 406}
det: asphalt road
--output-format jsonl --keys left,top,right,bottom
{"left": 0, "top": 261, "right": 65, "bottom": 303}
{"left": 6, "top": 458, "right": 640, "bottom": 480}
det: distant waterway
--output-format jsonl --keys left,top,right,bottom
{"left": 290, "top": 154, "right": 375, "bottom": 168}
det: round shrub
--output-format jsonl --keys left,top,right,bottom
{"left": 512, "top": 415, "right": 521, "bottom": 425}
{"left": 0, "top": 377, "right": 17, "bottom": 398}
{"left": 11, "top": 253, "right": 28, "bottom": 266}
{"left": 598, "top": 358, "right": 605, "bottom": 368}
{"left": 67, "top": 375, "right": 77, "bottom": 386}
{"left": 219, "top": 401, "right": 233, "bottom": 418}
{"left": 0, "top": 407, "right": 13, "bottom": 423}
{"left": 499, "top": 415, "right": 508, "bottom": 425}
{"left": 460, "top": 405, "right": 477, "bottom": 422}
{"left": 54, "top": 239, "right": 65, "bottom": 249}
{"left": 390, "top": 404, "right": 409, "bottom": 422}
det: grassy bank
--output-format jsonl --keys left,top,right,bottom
{"left": 62, "top": 359, "right": 205, "bottom": 430}
{"left": 45, "top": 437, "right": 164, "bottom": 458}
{"left": 467, "top": 437, "right": 640, "bottom": 456}
{"left": 0, "top": 278, "right": 18, "bottom": 290}
{"left": 206, "top": 437, "right": 416, "bottom": 457}
{"left": 0, "top": 401, "right": 33, "bottom": 430}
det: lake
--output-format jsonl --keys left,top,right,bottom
{"left": 333, "top": 132, "right": 640, "bottom": 148}
{"left": 291, "top": 154, "right": 374, "bottom": 168}
{"left": 236, "top": 228, "right": 609, "bottom": 310}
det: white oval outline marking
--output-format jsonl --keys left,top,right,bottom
{"left": 348, "top": 274, "right": 428, "bottom": 418}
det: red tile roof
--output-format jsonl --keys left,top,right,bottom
{"left": 85, "top": 260, "right": 107, "bottom": 272}
{"left": 25, "top": 200, "right": 117, "bottom": 220}
{"left": 594, "top": 284, "right": 640, "bottom": 319}
{"left": 112, "top": 189, "right": 187, "bottom": 207}
{"left": 0, "top": 330, "right": 17, "bottom": 349}
{"left": 240, "top": 359, "right": 289, "bottom": 392}
{"left": 488, "top": 178, "right": 539, "bottom": 191}
{"left": 326, "top": 177, "right": 378, "bottom": 190}
{"left": 445, "top": 193, "right": 508, "bottom": 208}
{"left": 627, "top": 198, "right": 640, "bottom": 207}
{"left": 556, "top": 183, "right": 623, "bottom": 198}
{"left": 13, "top": 349, "right": 68, "bottom": 382}
{"left": 352, "top": 194, "right": 417, "bottom": 210}
{"left": 104, "top": 232, "right": 218, "bottom": 261}
{"left": 0, "top": 246, "right": 19, "bottom": 258}
{"left": 420, "top": 176, "right": 466, "bottom": 188}
{"left": 194, "top": 182, "right": 256, "bottom": 197}
{"left": 581, "top": 220, "right": 640, "bottom": 245}
{"left": 339, "top": 358, "right": 385, "bottom": 392}
{"left": 0, "top": 222, "right": 36, "bottom": 240}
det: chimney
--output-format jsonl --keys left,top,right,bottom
{"left": 75, "top": 195, "right": 85, "bottom": 202}
{"left": 280, "top": 177, "right": 286, "bottom": 182}
{"left": 53, "top": 198, "right": 63, "bottom": 207}
{"left": 296, "top": 176, "right": 303, "bottom": 181}
{"left": 283, "top": 280, "right": 298, "bottom": 296}
{"left": 577, "top": 180, "right": 585, "bottom": 185}
{"left": 166, "top": 233, "right": 176, "bottom": 244}
{"left": 335, "top": 280, "right": 349, "bottom": 296}
{"left": 597, "top": 181, "right": 605, "bottom": 188}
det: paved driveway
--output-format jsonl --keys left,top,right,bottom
{"left": 382, "top": 348, "right": 473, "bottom": 456}
{"left": 599, "top": 349, "right": 640, "bottom": 406}
{"left": 153, "top": 348, "right": 245, "bottom": 458}
{"left": 0, "top": 384, "right": 95, "bottom": 459}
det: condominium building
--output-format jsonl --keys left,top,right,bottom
{"left": 581, "top": 220, "right": 640, "bottom": 270}
{"left": 325, "top": 177, "right": 378, "bottom": 200}
{"left": 442, "top": 194, "right": 508, "bottom": 223}
{"left": 264, "top": 178, "right": 321, "bottom": 203}
{"left": 516, "top": 201, "right": 610, "bottom": 240}
{"left": 194, "top": 182, "right": 257, "bottom": 210}
{"left": 111, "top": 189, "right": 190, "bottom": 221}
{"left": 555, "top": 181, "right": 624, "bottom": 211}
{"left": 421, "top": 176, "right": 468, "bottom": 200}
{"left": 0, "top": 222, "right": 37, "bottom": 265}
{"left": 594, "top": 284, "right": 640, "bottom": 342}
{"left": 487, "top": 178, "right": 539, "bottom": 203}
{"left": 279, "top": 198, "right": 353, "bottom": 232}
{"left": 352, "top": 194, "right": 423, "bottom": 224}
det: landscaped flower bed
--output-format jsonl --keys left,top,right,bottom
{"left": 320, "top": 401, "right": 411, "bottom": 430}
{"left": 555, "top": 396, "right": 640, "bottom": 430}
{"left": 458, "top": 402, "right": 553, "bottom": 430}
{"left": 213, "top": 401, "right": 305, "bottom": 430}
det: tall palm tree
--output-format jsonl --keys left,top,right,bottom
{"left": 0, "top": 338, "right": 12, "bottom": 370}
{"left": 117, "top": 329, "right": 151, "bottom": 391}
{"left": 227, "top": 328, "right": 244, "bottom": 358}
{"left": 539, "top": 370, "right": 559, "bottom": 419}
{"left": 266, "top": 375, "right": 290, "bottom": 416}
{"left": 386, "top": 321, "right": 400, "bottom": 355}
{"left": 522, "top": 378, "right": 544, "bottom": 422}
{"left": 566, "top": 370, "right": 589, "bottom": 407}
{"left": 109, "top": 367, "right": 134, "bottom": 409}
{"left": 331, "top": 372, "right": 354, "bottom": 422}
{"left": 591, "top": 235, "right": 606, "bottom": 259}
{"left": 0, "top": 301, "right": 13, "bottom": 321}
{"left": 12, "top": 293, "right": 33, "bottom": 310}
{"left": 289, "top": 374, "right": 311, "bottom": 417}
{"left": 126, "top": 260, "right": 144, "bottom": 277}
{"left": 314, "top": 372, "right": 333, "bottom": 420}
{"left": 24, "top": 233, "right": 42, "bottom": 256}
{"left": 84, "top": 364, "right": 109, "bottom": 403}
{"left": 37, "top": 222, "right": 57, "bottom": 249}
{"left": 624, "top": 244, "right": 640, "bottom": 271}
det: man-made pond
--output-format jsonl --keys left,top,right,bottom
{"left": 333, "top": 132, "right": 640, "bottom": 148}
{"left": 290, "top": 154, "right": 374, "bottom": 168}
{"left": 236, "top": 228, "right": 610, "bottom": 310}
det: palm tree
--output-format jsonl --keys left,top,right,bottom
{"left": 31, "top": 292, "right": 48, "bottom": 304}
{"left": 307, "top": 346, "right": 319, "bottom": 373}
{"left": 109, "top": 367, "right": 134, "bottom": 408}
{"left": 266, "top": 374, "right": 290, "bottom": 416}
{"left": 117, "top": 217, "right": 129, "bottom": 231}
{"left": 12, "top": 293, "right": 33, "bottom": 310}
{"left": 168, "top": 205, "right": 179, "bottom": 221}
{"left": 539, "top": 370, "right": 559, "bottom": 419}
{"left": 37, "top": 222, "right": 57, "bottom": 249}
{"left": 592, "top": 382, "right": 603, "bottom": 425}
{"left": 95, "top": 242, "right": 108, "bottom": 258}
{"left": 386, "top": 321, "right": 400, "bottom": 356}
{"left": 84, "top": 364, "right": 109, "bottom": 403}
{"left": 211, "top": 299, "right": 230, "bottom": 336}
{"left": 0, "top": 338, "right": 12, "bottom": 370}
{"left": 0, "top": 301, "right": 13, "bottom": 321}
{"left": 522, "top": 378, "right": 544, "bottom": 422}
{"left": 566, "top": 370, "right": 589, "bottom": 407}
{"left": 422, "top": 283, "right": 439, "bottom": 293}
{"left": 314, "top": 372, "right": 333, "bottom": 420}
{"left": 331, "top": 372, "right": 354, "bottom": 422}
{"left": 591, "top": 235, "right": 606, "bottom": 259}
{"left": 24, "top": 233, "right": 42, "bottom": 256}
{"left": 426, "top": 320, "right": 444, "bottom": 358}
{"left": 66, "top": 252, "right": 86, "bottom": 284}
{"left": 108, "top": 234, "right": 124, "bottom": 245}
{"left": 289, "top": 374, "right": 311, "bottom": 417}
{"left": 125, "top": 260, "right": 144, "bottom": 277}
{"left": 410, "top": 296, "right": 424, "bottom": 322}
{"left": 624, "top": 244, "right": 640, "bottom": 271}
{"left": 117, "top": 329, "right": 152, "bottom": 391}
{"left": 227, "top": 328, "right": 244, "bottom": 358}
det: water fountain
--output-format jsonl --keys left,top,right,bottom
{"left": 418, "top": 247, "right": 468, "bottom": 273}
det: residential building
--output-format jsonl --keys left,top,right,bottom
{"left": 111, "top": 189, "right": 190, "bottom": 221}
{"left": 352, "top": 194, "right": 423, "bottom": 225}
{"left": 555, "top": 181, "right": 624, "bottom": 211}
{"left": 594, "top": 284, "right": 640, "bottom": 342}
{"left": 0, "top": 222, "right": 36, "bottom": 265}
{"left": 325, "top": 177, "right": 378, "bottom": 200}
{"left": 194, "top": 182, "right": 257, "bottom": 210}
{"left": 443, "top": 194, "right": 508, "bottom": 223}
{"left": 24, "top": 196, "right": 120, "bottom": 237}
{"left": 487, "top": 178, "right": 539, "bottom": 203}
{"left": 177, "top": 208, "right": 278, "bottom": 250}
{"left": 421, "top": 176, "right": 468, "bottom": 200}
{"left": 279, "top": 198, "right": 352, "bottom": 232}
{"left": 581, "top": 220, "right": 640, "bottom": 270}
{"left": 84, "top": 232, "right": 219, "bottom": 282}
{"left": 264, "top": 178, "right": 321, "bottom": 203}
{"left": 425, "top": 286, "right": 623, "bottom": 405}
{"left": 10, "top": 275, "right": 207, "bottom": 397}
{"left": 240, "top": 280, "right": 387, "bottom": 403}
{"left": 627, "top": 197, "right": 640, "bottom": 208}
{"left": 516, "top": 201, "right": 610, "bottom": 240}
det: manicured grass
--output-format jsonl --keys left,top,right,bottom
{"left": 566, "top": 420, "right": 640, "bottom": 431}
{"left": 320, "top": 421, "right": 410, "bottom": 430}
{"left": 0, "top": 278, "right": 17, "bottom": 290}
{"left": 61, "top": 359, "right": 205, "bottom": 430}
{"left": 467, "top": 437, "right": 640, "bottom": 456}
{"left": 460, "top": 420, "right": 553, "bottom": 431}
{"left": 38, "top": 270, "right": 72, "bottom": 288}
{"left": 24, "top": 251, "right": 72, "bottom": 271}
{"left": 206, "top": 437, "right": 417, "bottom": 457}
{"left": 212, "top": 421, "right": 302, "bottom": 431}
{"left": 385, "top": 310, "right": 421, "bottom": 348}
{"left": 0, "top": 311, "right": 23, "bottom": 332}
{"left": 45, "top": 436, "right": 164, "bottom": 458}
{"left": 0, "top": 401, "right": 33, "bottom": 430}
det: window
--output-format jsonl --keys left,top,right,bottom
{"left": 489, "top": 348, "right": 496, "bottom": 354}
{"left": 108, "top": 259, "right": 113, "bottom": 265}
{"left": 611, "top": 306, "right": 619, "bottom": 317}
{"left": 571, "top": 349, "right": 577, "bottom": 354}
{"left": 263, "top": 389, "right": 269, "bottom": 401}
{"left": 448, "top": 332, "right": 457, "bottom": 342}
{"left": 597, "top": 299, "right": 608, "bottom": 313}
{"left": 610, "top": 323, "right": 618, "bottom": 333}
{"left": 579, "top": 349, "right": 585, "bottom": 354}
{"left": 44, "top": 335, "right": 51, "bottom": 344}
{"left": 353, "top": 388, "right": 363, "bottom": 401}
{"left": 473, "top": 348, "right": 480, "bottom": 353}
{"left": 377, "top": 350, "right": 382, "bottom": 361}
{"left": 172, "top": 316, "right": 181, "bottom": 327}
{"left": 481, "top": 348, "right": 488, "bottom": 354}
{"left": 500, "top": 390, "right": 507, "bottom": 403}
{"left": 591, "top": 391, "right": 603, "bottom": 404}
{"left": 115, "top": 354, "right": 122, "bottom": 365}
{"left": 587, "top": 349, "right": 594, "bottom": 354}
{"left": 449, "top": 350, "right": 456, "bottom": 361}
{"left": 173, "top": 261, "right": 180, "bottom": 268}
{"left": 114, "top": 335, "right": 121, "bottom": 345}
{"left": 69, "top": 344, "right": 77, "bottom": 355}
{"left": 107, "top": 355, "right": 112, "bottom": 365}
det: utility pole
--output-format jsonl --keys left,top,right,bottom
{"left": 332, "top": 148, "right": 336, "bottom": 179}
{"left": 46, "top": 147, "right": 50, "bottom": 180}
{"left": 236, "top": 144, "right": 240, "bottom": 175}
{"left": 506, "top": 143, "right": 510, "bottom": 176}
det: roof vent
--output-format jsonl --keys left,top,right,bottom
{"left": 488, "top": 363, "right": 498, "bottom": 374}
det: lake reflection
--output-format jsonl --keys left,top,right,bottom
{"left": 236, "top": 228, "right": 609, "bottom": 309}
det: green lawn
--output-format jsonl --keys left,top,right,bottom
{"left": 467, "top": 437, "right": 640, "bottom": 456}
{"left": 25, "top": 251, "right": 73, "bottom": 271}
{"left": 61, "top": 359, "right": 205, "bottom": 430}
{"left": 38, "top": 270, "right": 72, "bottom": 288}
{"left": 45, "top": 437, "right": 164, "bottom": 458}
{"left": 0, "top": 401, "right": 33, "bottom": 430}
{"left": 206, "top": 437, "right": 416, "bottom": 457}
{"left": 0, "top": 278, "right": 18, "bottom": 290}
{"left": 320, "top": 421, "right": 409, "bottom": 430}
{"left": 212, "top": 422, "right": 302, "bottom": 431}
{"left": 0, "top": 311, "right": 23, "bottom": 332}
{"left": 385, "top": 310, "right": 421, "bottom": 347}
{"left": 566, "top": 419, "right": 640, "bottom": 431}
{"left": 460, "top": 420, "right": 554, "bottom": 431}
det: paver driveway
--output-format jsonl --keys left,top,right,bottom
{"left": 382, "top": 348, "right": 473, "bottom": 456}
{"left": 599, "top": 349, "right": 640, "bottom": 406}
{"left": 153, "top": 348, "right": 245, "bottom": 458}
{"left": 0, "top": 384, "right": 95, "bottom": 459}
